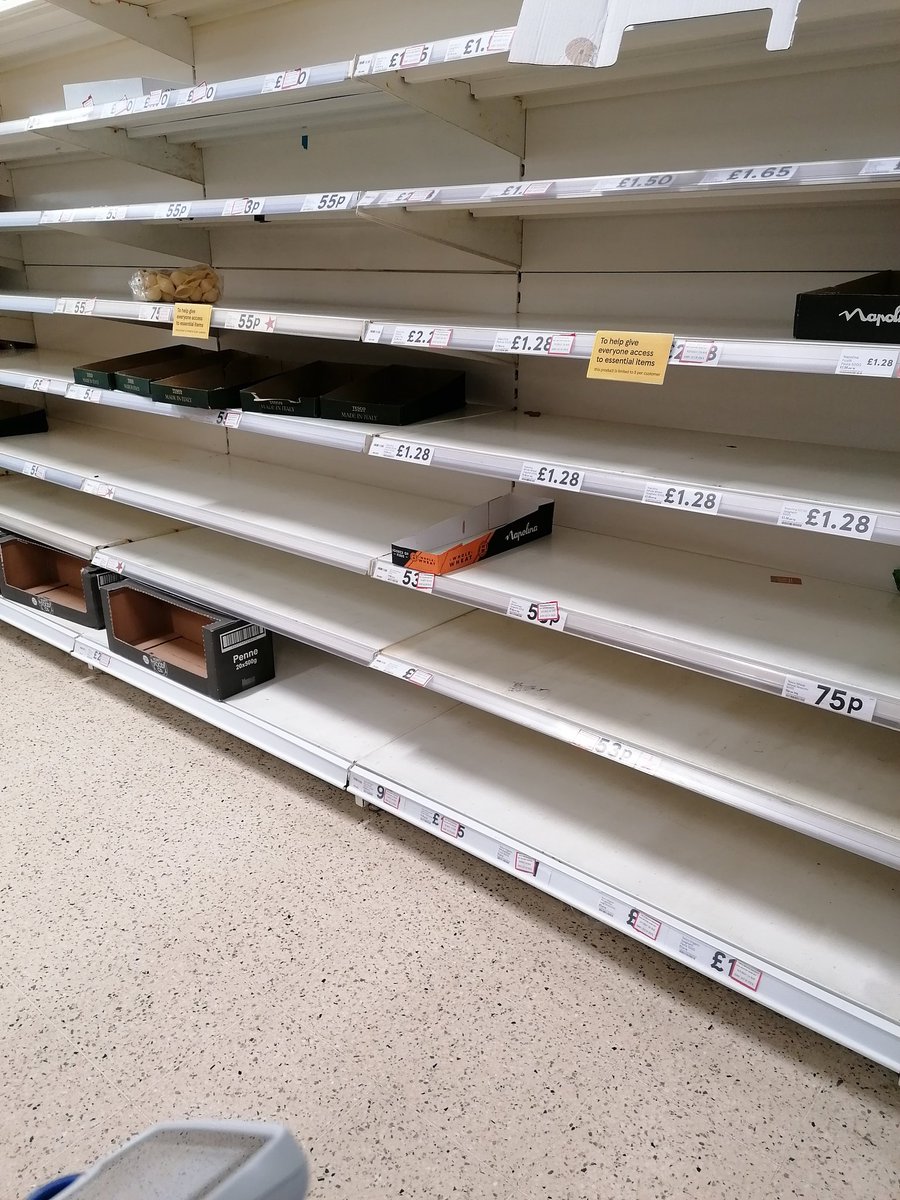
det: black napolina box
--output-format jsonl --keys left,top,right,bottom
{"left": 100, "top": 579, "right": 275, "bottom": 700}
{"left": 794, "top": 271, "right": 900, "bottom": 345}
{"left": 0, "top": 535, "right": 118, "bottom": 628}
{"left": 391, "top": 494, "right": 554, "bottom": 575}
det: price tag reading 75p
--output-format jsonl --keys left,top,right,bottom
{"left": 781, "top": 675, "right": 877, "bottom": 722}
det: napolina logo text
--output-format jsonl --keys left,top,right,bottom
{"left": 840, "top": 305, "right": 900, "bottom": 327}
{"left": 506, "top": 522, "right": 538, "bottom": 544}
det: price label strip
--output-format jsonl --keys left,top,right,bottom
{"left": 371, "top": 560, "right": 435, "bottom": 593}
{"left": 571, "top": 729, "right": 661, "bottom": 775}
{"left": 369, "top": 654, "right": 433, "bottom": 687}
{"left": 154, "top": 201, "right": 192, "bottom": 220}
{"left": 518, "top": 460, "right": 584, "bottom": 491}
{"left": 81, "top": 480, "right": 116, "bottom": 500}
{"left": 369, "top": 439, "right": 434, "bottom": 465}
{"left": 642, "top": 482, "right": 723, "bottom": 515}
{"left": 54, "top": 297, "right": 96, "bottom": 316}
{"left": 221, "top": 197, "right": 266, "bottom": 217}
{"left": 445, "top": 28, "right": 515, "bottom": 59}
{"left": 506, "top": 596, "right": 568, "bottom": 630}
{"left": 224, "top": 311, "right": 278, "bottom": 333}
{"left": 73, "top": 642, "right": 111, "bottom": 669}
{"left": 301, "top": 192, "right": 355, "bottom": 212}
{"left": 481, "top": 180, "right": 553, "bottom": 200}
{"left": 93, "top": 552, "right": 125, "bottom": 572}
{"left": 138, "top": 304, "right": 167, "bottom": 323}
{"left": 777, "top": 502, "right": 876, "bottom": 540}
{"left": 859, "top": 158, "right": 900, "bottom": 176}
{"left": 497, "top": 845, "right": 539, "bottom": 875}
{"left": 20, "top": 462, "right": 46, "bottom": 480}
{"left": 781, "top": 675, "right": 877, "bottom": 722}
{"left": 65, "top": 384, "right": 101, "bottom": 403}
{"left": 390, "top": 325, "right": 452, "bottom": 348}
{"left": 835, "top": 349, "right": 899, "bottom": 378}
{"left": 701, "top": 163, "right": 799, "bottom": 186}
{"left": 670, "top": 338, "right": 721, "bottom": 367}
{"left": 492, "top": 330, "right": 575, "bottom": 356}
{"left": 355, "top": 43, "right": 434, "bottom": 75}
{"left": 261, "top": 68, "right": 309, "bottom": 93}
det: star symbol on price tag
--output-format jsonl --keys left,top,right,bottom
{"left": 265, "top": 316, "right": 277, "bottom": 332}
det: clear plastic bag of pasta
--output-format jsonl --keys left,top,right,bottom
{"left": 129, "top": 264, "right": 221, "bottom": 304}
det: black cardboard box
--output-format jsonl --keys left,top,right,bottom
{"left": 115, "top": 346, "right": 218, "bottom": 396}
{"left": 794, "top": 271, "right": 900, "bottom": 344}
{"left": 0, "top": 535, "right": 118, "bottom": 628}
{"left": 100, "top": 579, "right": 275, "bottom": 700}
{"left": 319, "top": 364, "right": 466, "bottom": 426}
{"left": 0, "top": 398, "right": 48, "bottom": 437}
{"left": 73, "top": 346, "right": 201, "bottom": 391}
{"left": 151, "top": 351, "right": 284, "bottom": 409}
{"left": 391, "top": 493, "right": 554, "bottom": 575}
{"left": 240, "top": 361, "right": 379, "bottom": 418}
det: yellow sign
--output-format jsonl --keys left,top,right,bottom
{"left": 172, "top": 302, "right": 213, "bottom": 339}
{"left": 586, "top": 329, "right": 674, "bottom": 385}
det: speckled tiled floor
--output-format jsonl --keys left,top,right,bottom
{"left": 1, "top": 625, "right": 898, "bottom": 1200}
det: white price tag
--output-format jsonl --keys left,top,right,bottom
{"left": 100, "top": 206, "right": 127, "bottom": 221}
{"left": 835, "top": 349, "right": 899, "bottom": 378}
{"left": 141, "top": 89, "right": 172, "bottom": 111}
{"left": 371, "top": 560, "right": 435, "bottom": 592}
{"left": 54, "top": 298, "right": 96, "bottom": 316}
{"left": 65, "top": 384, "right": 101, "bottom": 403}
{"left": 572, "top": 729, "right": 661, "bottom": 775}
{"left": 138, "top": 304, "right": 166, "bottom": 323}
{"left": 701, "top": 163, "right": 799, "bottom": 185}
{"left": 370, "top": 655, "right": 433, "bottom": 687}
{"left": 301, "top": 191, "right": 354, "bottom": 213}
{"left": 670, "top": 338, "right": 721, "bottom": 366}
{"left": 26, "top": 113, "right": 57, "bottom": 131}
{"left": 481, "top": 180, "right": 553, "bottom": 200}
{"left": 357, "top": 776, "right": 402, "bottom": 808}
{"left": 362, "top": 43, "right": 434, "bottom": 74}
{"left": 93, "top": 552, "right": 125, "bottom": 572}
{"left": 496, "top": 844, "right": 540, "bottom": 874}
{"left": 186, "top": 82, "right": 216, "bottom": 105}
{"left": 214, "top": 409, "right": 243, "bottom": 429}
{"left": 446, "top": 28, "right": 514, "bottom": 58}
{"left": 860, "top": 158, "right": 900, "bottom": 175}
{"left": 390, "top": 325, "right": 452, "bottom": 348}
{"left": 261, "top": 68, "right": 309, "bottom": 92}
{"left": 729, "top": 959, "right": 763, "bottom": 991}
{"left": 376, "top": 187, "right": 441, "bottom": 205}
{"left": 221, "top": 197, "right": 265, "bottom": 217}
{"left": 363, "top": 322, "right": 385, "bottom": 344}
{"left": 642, "top": 482, "right": 723, "bottom": 515}
{"left": 30, "top": 377, "right": 52, "bottom": 392}
{"left": 224, "top": 311, "right": 277, "bottom": 333}
{"left": 81, "top": 480, "right": 116, "bottom": 499}
{"left": 518, "top": 461, "right": 584, "bottom": 491}
{"left": 369, "top": 439, "right": 434, "bottom": 465}
{"left": 154, "top": 200, "right": 192, "bottom": 220}
{"left": 628, "top": 909, "right": 661, "bottom": 940}
{"left": 491, "top": 330, "right": 575, "bottom": 355}
{"left": 39, "top": 210, "right": 67, "bottom": 225}
{"left": 610, "top": 172, "right": 676, "bottom": 191}
{"left": 781, "top": 675, "right": 877, "bottom": 722}
{"left": 436, "top": 814, "right": 464, "bottom": 838}
{"left": 73, "top": 642, "right": 111, "bottom": 668}
{"left": 21, "top": 462, "right": 46, "bottom": 480}
{"left": 505, "top": 596, "right": 568, "bottom": 630}
{"left": 777, "top": 502, "right": 876, "bottom": 540}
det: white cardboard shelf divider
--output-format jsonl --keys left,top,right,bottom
{"left": 349, "top": 705, "right": 900, "bottom": 1072}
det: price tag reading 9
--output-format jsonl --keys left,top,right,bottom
{"left": 492, "top": 331, "right": 575, "bottom": 356}
{"left": 701, "top": 163, "right": 799, "bottom": 186}
{"left": 642, "top": 482, "right": 723, "bottom": 514}
{"left": 778, "top": 502, "right": 876, "bottom": 540}
{"left": 518, "top": 461, "right": 584, "bottom": 491}
{"left": 390, "top": 325, "right": 452, "bottom": 348}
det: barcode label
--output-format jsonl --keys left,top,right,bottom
{"left": 93, "top": 571, "right": 120, "bottom": 587}
{"left": 220, "top": 624, "right": 266, "bottom": 651}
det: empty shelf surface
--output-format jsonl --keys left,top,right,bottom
{"left": 0, "top": 475, "right": 179, "bottom": 558}
{"left": 103, "top": 526, "right": 470, "bottom": 662}
{"left": 435, "top": 528, "right": 900, "bottom": 723}
{"left": 0, "top": 421, "right": 462, "bottom": 571}
{"left": 382, "top": 609, "right": 900, "bottom": 865}
{"left": 356, "top": 705, "right": 900, "bottom": 1024}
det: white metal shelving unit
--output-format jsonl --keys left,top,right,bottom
{"left": 2, "top": 0, "right": 898, "bottom": 1070}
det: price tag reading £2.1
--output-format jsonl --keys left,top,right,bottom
{"left": 781, "top": 675, "right": 877, "bottom": 722}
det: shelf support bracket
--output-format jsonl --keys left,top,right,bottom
{"left": 364, "top": 76, "right": 524, "bottom": 158}
{"left": 43, "top": 0, "right": 194, "bottom": 65}
{"left": 44, "top": 222, "right": 211, "bottom": 262}
{"left": 31, "top": 125, "right": 204, "bottom": 183}
{"left": 358, "top": 208, "right": 522, "bottom": 267}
